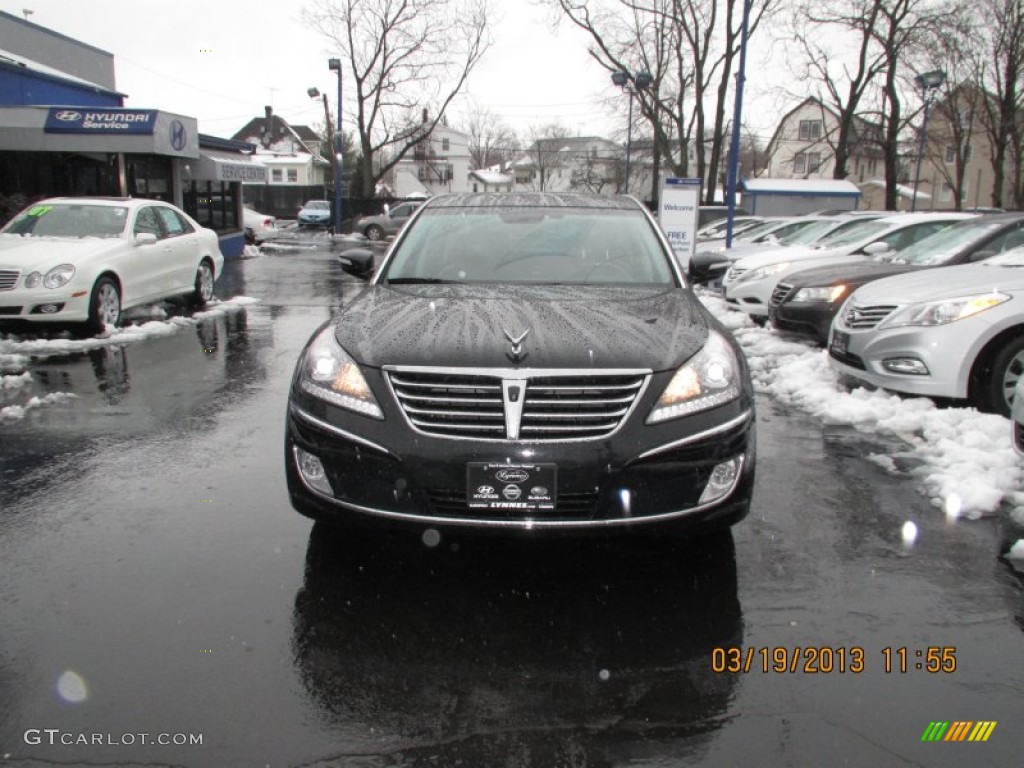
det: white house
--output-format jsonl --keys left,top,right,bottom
{"left": 511, "top": 136, "right": 623, "bottom": 194}
{"left": 392, "top": 121, "right": 472, "bottom": 197}
{"left": 231, "top": 106, "right": 329, "bottom": 185}
{"left": 468, "top": 169, "right": 515, "bottom": 193}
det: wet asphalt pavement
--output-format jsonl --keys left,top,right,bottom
{"left": 1, "top": 230, "right": 1022, "bottom": 767}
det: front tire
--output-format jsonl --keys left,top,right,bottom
{"left": 190, "top": 259, "right": 215, "bottom": 307}
{"left": 365, "top": 224, "right": 384, "bottom": 241}
{"left": 85, "top": 276, "right": 121, "bottom": 335}
{"left": 975, "top": 335, "right": 1024, "bottom": 416}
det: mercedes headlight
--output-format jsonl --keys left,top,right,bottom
{"left": 25, "top": 264, "right": 75, "bottom": 289}
{"left": 298, "top": 325, "right": 383, "bottom": 418}
{"left": 882, "top": 292, "right": 1010, "bottom": 328}
{"left": 648, "top": 330, "right": 742, "bottom": 423}
{"left": 791, "top": 284, "right": 849, "bottom": 303}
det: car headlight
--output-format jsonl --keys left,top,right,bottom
{"left": 25, "top": 264, "right": 76, "bottom": 289}
{"left": 737, "top": 262, "right": 790, "bottom": 283}
{"left": 298, "top": 325, "right": 383, "bottom": 418}
{"left": 882, "top": 291, "right": 1010, "bottom": 328}
{"left": 791, "top": 284, "right": 849, "bottom": 303}
{"left": 647, "top": 329, "right": 742, "bottom": 423}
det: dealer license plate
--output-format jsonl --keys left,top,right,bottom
{"left": 830, "top": 330, "right": 850, "bottom": 357}
{"left": 467, "top": 463, "right": 557, "bottom": 511}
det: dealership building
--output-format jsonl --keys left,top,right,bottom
{"left": 0, "top": 10, "right": 266, "bottom": 257}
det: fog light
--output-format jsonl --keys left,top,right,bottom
{"left": 699, "top": 456, "right": 743, "bottom": 505}
{"left": 881, "top": 357, "right": 929, "bottom": 375}
{"left": 38, "top": 304, "right": 61, "bottom": 314}
{"left": 294, "top": 447, "right": 333, "bottom": 495}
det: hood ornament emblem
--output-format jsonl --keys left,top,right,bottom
{"left": 504, "top": 328, "right": 529, "bottom": 362}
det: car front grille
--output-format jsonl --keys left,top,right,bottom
{"left": 828, "top": 348, "right": 866, "bottom": 370}
{"left": 0, "top": 306, "right": 23, "bottom": 315}
{"left": 0, "top": 270, "right": 20, "bottom": 291}
{"left": 770, "top": 282, "right": 795, "bottom": 307}
{"left": 842, "top": 303, "right": 899, "bottom": 329}
{"left": 387, "top": 368, "right": 648, "bottom": 441}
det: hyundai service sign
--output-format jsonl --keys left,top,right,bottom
{"left": 45, "top": 108, "right": 158, "bottom": 135}
{"left": 658, "top": 177, "right": 702, "bottom": 270}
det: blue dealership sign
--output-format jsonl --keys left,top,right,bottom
{"left": 44, "top": 108, "right": 158, "bottom": 135}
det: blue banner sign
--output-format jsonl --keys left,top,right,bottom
{"left": 45, "top": 108, "right": 158, "bottom": 135}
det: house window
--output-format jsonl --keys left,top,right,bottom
{"left": 793, "top": 153, "right": 806, "bottom": 174}
{"left": 940, "top": 183, "right": 953, "bottom": 202}
{"left": 964, "top": 143, "right": 972, "bottom": 162}
{"left": 287, "top": 169, "right": 298, "bottom": 182}
{"left": 806, "top": 152, "right": 821, "bottom": 173}
{"left": 447, "top": 163, "right": 454, "bottom": 182}
{"left": 945, "top": 145, "right": 956, "bottom": 164}
{"left": 271, "top": 169, "right": 282, "bottom": 182}
{"left": 798, "top": 119, "right": 822, "bottom": 141}
{"left": 442, "top": 138, "right": 450, "bottom": 152}
{"left": 418, "top": 167, "right": 427, "bottom": 181}
{"left": 473, "top": 183, "right": 478, "bottom": 192}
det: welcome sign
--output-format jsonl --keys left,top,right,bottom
{"left": 658, "top": 177, "right": 702, "bottom": 270}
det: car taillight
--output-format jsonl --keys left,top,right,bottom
{"left": 263, "top": 218, "right": 273, "bottom": 228}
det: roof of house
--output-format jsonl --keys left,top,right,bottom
{"left": 765, "top": 97, "right": 884, "bottom": 159}
{"left": 232, "top": 108, "right": 321, "bottom": 156}
{"left": 741, "top": 178, "right": 861, "bottom": 197}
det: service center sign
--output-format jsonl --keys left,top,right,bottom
{"left": 45, "top": 108, "right": 157, "bottom": 135}
{"left": 658, "top": 177, "right": 702, "bottom": 269}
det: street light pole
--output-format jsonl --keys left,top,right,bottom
{"left": 911, "top": 69, "right": 946, "bottom": 212}
{"left": 328, "top": 58, "right": 343, "bottom": 235}
{"left": 611, "top": 70, "right": 652, "bottom": 195}
{"left": 725, "top": 0, "right": 753, "bottom": 248}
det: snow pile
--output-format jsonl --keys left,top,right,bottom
{"left": 698, "top": 290, "right": 1023, "bottom": 521}
{"left": 0, "top": 391, "right": 76, "bottom": 423}
{"left": 2, "top": 371, "right": 31, "bottom": 391}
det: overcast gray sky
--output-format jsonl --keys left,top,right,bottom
{"left": 3, "top": 0, "right": 786, "bottom": 145}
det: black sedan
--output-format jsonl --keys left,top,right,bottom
{"left": 769, "top": 213, "right": 1024, "bottom": 344}
{"left": 285, "top": 193, "right": 756, "bottom": 537}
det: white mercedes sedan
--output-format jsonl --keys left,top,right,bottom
{"left": 0, "top": 197, "right": 223, "bottom": 334}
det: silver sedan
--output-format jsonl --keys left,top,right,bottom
{"left": 828, "top": 248, "right": 1024, "bottom": 416}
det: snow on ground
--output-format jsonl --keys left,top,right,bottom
{"left": 698, "top": 290, "right": 1024, "bottom": 533}
{"left": 0, "top": 296, "right": 259, "bottom": 423}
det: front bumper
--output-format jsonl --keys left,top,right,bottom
{"left": 827, "top": 322, "right": 975, "bottom": 399}
{"left": 285, "top": 391, "right": 756, "bottom": 534}
{"left": 723, "top": 277, "right": 772, "bottom": 318}
{"left": 769, "top": 300, "right": 835, "bottom": 343}
{"left": 0, "top": 283, "right": 91, "bottom": 323}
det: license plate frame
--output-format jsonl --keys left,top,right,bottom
{"left": 467, "top": 463, "right": 557, "bottom": 511}
{"left": 830, "top": 329, "right": 850, "bottom": 356}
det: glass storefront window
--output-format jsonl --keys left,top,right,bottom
{"left": 184, "top": 180, "right": 239, "bottom": 232}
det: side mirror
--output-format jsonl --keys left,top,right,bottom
{"left": 338, "top": 247, "right": 375, "bottom": 278}
{"left": 134, "top": 232, "right": 158, "bottom": 246}
{"left": 861, "top": 241, "right": 890, "bottom": 255}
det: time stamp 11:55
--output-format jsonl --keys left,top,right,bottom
{"left": 711, "top": 646, "right": 958, "bottom": 674}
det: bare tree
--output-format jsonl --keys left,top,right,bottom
{"left": 550, "top": 0, "right": 775, "bottom": 204}
{"left": 787, "top": 0, "right": 887, "bottom": 184}
{"left": 303, "top": 0, "right": 491, "bottom": 197}
{"left": 520, "top": 124, "right": 572, "bottom": 191}
{"left": 460, "top": 103, "right": 519, "bottom": 170}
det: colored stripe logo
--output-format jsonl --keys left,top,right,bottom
{"left": 921, "top": 721, "right": 997, "bottom": 742}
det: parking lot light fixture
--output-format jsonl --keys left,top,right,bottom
{"left": 611, "top": 69, "right": 652, "bottom": 195}
{"left": 328, "top": 58, "right": 343, "bottom": 234}
{"left": 911, "top": 69, "right": 946, "bottom": 213}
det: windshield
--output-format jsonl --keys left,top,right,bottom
{"left": 0, "top": 203, "right": 128, "bottom": 238}
{"left": 890, "top": 219, "right": 1015, "bottom": 265}
{"left": 306, "top": 201, "right": 330, "bottom": 210}
{"left": 382, "top": 207, "right": 676, "bottom": 285}
{"left": 781, "top": 219, "right": 835, "bottom": 245}
{"left": 813, "top": 219, "right": 890, "bottom": 248}
{"left": 735, "top": 220, "right": 783, "bottom": 241}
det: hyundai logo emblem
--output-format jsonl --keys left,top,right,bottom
{"left": 169, "top": 120, "right": 187, "bottom": 152}
{"left": 55, "top": 110, "right": 82, "bottom": 121}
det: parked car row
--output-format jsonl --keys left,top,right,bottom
{"left": 709, "top": 209, "right": 1024, "bottom": 418}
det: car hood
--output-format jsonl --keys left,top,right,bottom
{"left": 849, "top": 262, "right": 1024, "bottom": 304}
{"left": 784, "top": 260, "right": 918, "bottom": 288}
{"left": 334, "top": 284, "right": 710, "bottom": 371}
{"left": 0, "top": 235, "right": 119, "bottom": 269}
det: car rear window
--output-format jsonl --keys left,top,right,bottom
{"left": 382, "top": 207, "right": 677, "bottom": 285}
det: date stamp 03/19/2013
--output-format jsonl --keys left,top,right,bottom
{"left": 711, "top": 646, "right": 958, "bottom": 674}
